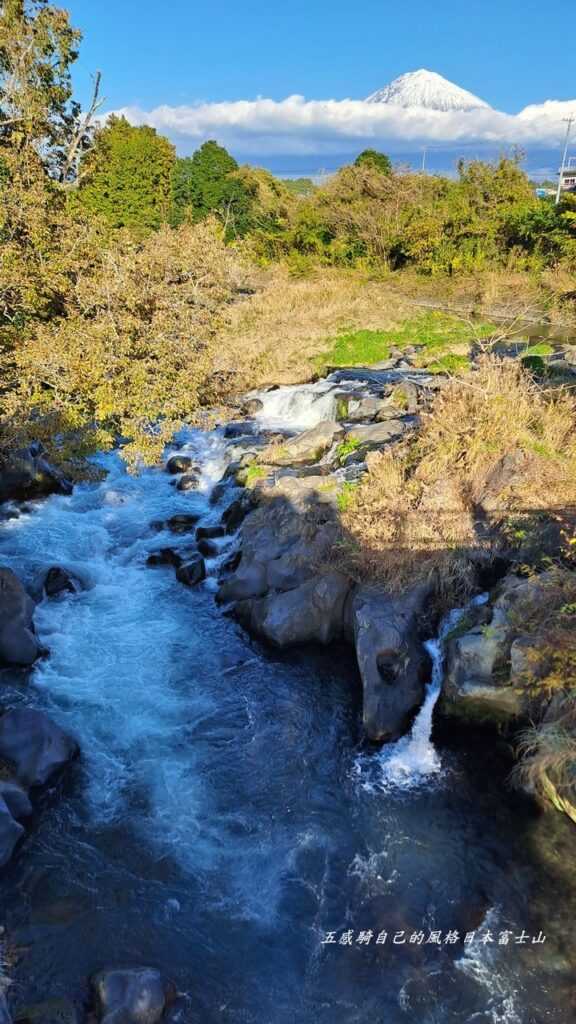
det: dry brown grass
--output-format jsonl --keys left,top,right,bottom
{"left": 212, "top": 265, "right": 414, "bottom": 388}
{"left": 212, "top": 263, "right": 576, "bottom": 400}
{"left": 339, "top": 358, "right": 576, "bottom": 597}
{"left": 389, "top": 267, "right": 576, "bottom": 327}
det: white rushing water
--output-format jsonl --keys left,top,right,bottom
{"left": 354, "top": 594, "right": 488, "bottom": 793}
{"left": 1, "top": 431, "right": 234, "bottom": 856}
{"left": 253, "top": 379, "right": 364, "bottom": 432}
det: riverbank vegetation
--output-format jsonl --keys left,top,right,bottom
{"left": 2, "top": 1, "right": 576, "bottom": 471}
{"left": 338, "top": 357, "right": 576, "bottom": 591}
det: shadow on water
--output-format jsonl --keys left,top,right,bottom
{"left": 0, "top": 435, "right": 575, "bottom": 1024}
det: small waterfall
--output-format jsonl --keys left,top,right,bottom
{"left": 254, "top": 379, "right": 363, "bottom": 432}
{"left": 354, "top": 593, "right": 487, "bottom": 792}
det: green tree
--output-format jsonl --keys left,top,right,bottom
{"left": 354, "top": 149, "right": 392, "bottom": 175}
{"left": 76, "top": 115, "right": 175, "bottom": 232}
{"left": 170, "top": 140, "right": 253, "bottom": 236}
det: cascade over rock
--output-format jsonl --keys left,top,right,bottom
{"left": 348, "top": 584, "right": 433, "bottom": 742}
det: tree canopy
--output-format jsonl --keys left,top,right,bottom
{"left": 354, "top": 149, "right": 392, "bottom": 175}
{"left": 76, "top": 116, "right": 175, "bottom": 231}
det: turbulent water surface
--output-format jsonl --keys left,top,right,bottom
{"left": 1, "top": 422, "right": 575, "bottom": 1023}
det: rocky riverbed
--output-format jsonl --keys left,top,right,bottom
{"left": 1, "top": 349, "right": 576, "bottom": 1022}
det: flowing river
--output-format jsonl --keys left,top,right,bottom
{"left": 1, "top": 390, "right": 576, "bottom": 1023}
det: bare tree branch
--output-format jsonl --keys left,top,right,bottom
{"left": 60, "top": 70, "right": 104, "bottom": 183}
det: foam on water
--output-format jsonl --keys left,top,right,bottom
{"left": 1, "top": 432, "right": 233, "bottom": 862}
{"left": 457, "top": 908, "right": 522, "bottom": 1024}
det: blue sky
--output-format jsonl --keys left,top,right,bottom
{"left": 67, "top": 0, "right": 574, "bottom": 112}
{"left": 63, "top": 0, "right": 576, "bottom": 174}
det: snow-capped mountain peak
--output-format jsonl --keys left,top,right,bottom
{"left": 366, "top": 69, "right": 491, "bottom": 112}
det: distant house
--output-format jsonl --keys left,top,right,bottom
{"left": 559, "top": 157, "right": 576, "bottom": 191}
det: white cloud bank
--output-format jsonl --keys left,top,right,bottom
{"left": 108, "top": 95, "right": 576, "bottom": 156}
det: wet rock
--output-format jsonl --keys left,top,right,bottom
{"left": 346, "top": 396, "right": 392, "bottom": 422}
{"left": 349, "top": 584, "right": 432, "bottom": 743}
{"left": 264, "top": 420, "right": 344, "bottom": 467}
{"left": 0, "top": 708, "right": 78, "bottom": 788}
{"left": 219, "top": 549, "right": 241, "bottom": 576}
{"left": 440, "top": 573, "right": 557, "bottom": 725}
{"left": 0, "top": 779, "right": 32, "bottom": 820}
{"left": 0, "top": 446, "right": 72, "bottom": 504}
{"left": 255, "top": 473, "right": 340, "bottom": 508}
{"left": 165, "top": 454, "right": 195, "bottom": 474}
{"left": 167, "top": 514, "right": 200, "bottom": 534}
{"left": 236, "top": 572, "right": 351, "bottom": 647}
{"left": 217, "top": 562, "right": 269, "bottom": 603}
{"left": 91, "top": 967, "right": 169, "bottom": 1024}
{"left": 176, "top": 556, "right": 206, "bottom": 587}
{"left": 197, "top": 538, "right": 219, "bottom": 558}
{"left": 150, "top": 520, "right": 166, "bottom": 533}
{"left": 0, "top": 794, "right": 25, "bottom": 869}
{"left": 345, "top": 419, "right": 412, "bottom": 451}
{"left": 0, "top": 567, "right": 40, "bottom": 667}
{"left": 209, "top": 481, "right": 230, "bottom": 506}
{"left": 224, "top": 421, "right": 255, "bottom": 438}
{"left": 240, "top": 397, "right": 263, "bottom": 416}
{"left": 196, "top": 525, "right": 225, "bottom": 540}
{"left": 176, "top": 473, "right": 200, "bottom": 492}
{"left": 385, "top": 381, "right": 419, "bottom": 415}
{"left": 221, "top": 493, "right": 254, "bottom": 533}
{"left": 43, "top": 566, "right": 80, "bottom": 599}
{"left": 146, "top": 549, "right": 183, "bottom": 568}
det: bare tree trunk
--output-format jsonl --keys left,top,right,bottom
{"left": 60, "top": 70, "right": 103, "bottom": 183}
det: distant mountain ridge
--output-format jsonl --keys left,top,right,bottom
{"left": 366, "top": 69, "right": 491, "bottom": 112}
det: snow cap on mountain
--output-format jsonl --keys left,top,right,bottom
{"left": 366, "top": 69, "right": 491, "bottom": 112}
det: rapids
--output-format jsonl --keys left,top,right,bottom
{"left": 0, "top": 407, "right": 575, "bottom": 1023}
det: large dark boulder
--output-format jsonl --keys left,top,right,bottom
{"left": 263, "top": 420, "right": 344, "bottom": 467}
{"left": 43, "top": 566, "right": 80, "bottom": 599}
{"left": 236, "top": 572, "right": 351, "bottom": 647}
{"left": 0, "top": 567, "right": 40, "bottom": 666}
{"left": 176, "top": 473, "right": 200, "bottom": 492}
{"left": 91, "top": 967, "right": 170, "bottom": 1024}
{"left": 146, "top": 549, "right": 183, "bottom": 569}
{"left": 167, "top": 514, "right": 200, "bottom": 534}
{"left": 221, "top": 493, "right": 254, "bottom": 533}
{"left": 165, "top": 454, "right": 196, "bottom": 475}
{"left": 0, "top": 445, "right": 72, "bottom": 504}
{"left": 176, "top": 556, "right": 206, "bottom": 588}
{"left": 349, "top": 584, "right": 432, "bottom": 743}
{"left": 0, "top": 708, "right": 78, "bottom": 788}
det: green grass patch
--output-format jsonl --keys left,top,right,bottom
{"left": 335, "top": 436, "right": 362, "bottom": 464}
{"left": 337, "top": 481, "right": 358, "bottom": 512}
{"left": 426, "top": 353, "right": 471, "bottom": 375}
{"left": 315, "top": 311, "right": 497, "bottom": 373}
{"left": 244, "top": 464, "right": 268, "bottom": 486}
{"left": 522, "top": 341, "right": 554, "bottom": 357}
